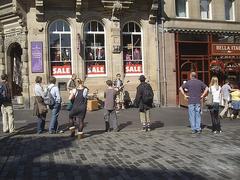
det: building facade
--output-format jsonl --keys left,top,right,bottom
{"left": 160, "top": 0, "right": 240, "bottom": 106}
{"left": 0, "top": 0, "right": 159, "bottom": 108}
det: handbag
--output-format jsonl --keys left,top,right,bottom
{"left": 205, "top": 87, "right": 213, "bottom": 107}
{"left": 66, "top": 100, "right": 73, "bottom": 111}
{"left": 35, "top": 96, "right": 48, "bottom": 115}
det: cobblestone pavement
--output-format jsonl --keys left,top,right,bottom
{"left": 0, "top": 125, "right": 240, "bottom": 180}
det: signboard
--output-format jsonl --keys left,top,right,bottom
{"left": 87, "top": 65, "right": 105, "bottom": 75}
{"left": 31, "top": 41, "right": 43, "bottom": 73}
{"left": 52, "top": 65, "right": 71, "bottom": 76}
{"left": 125, "top": 64, "right": 142, "bottom": 74}
{"left": 212, "top": 44, "right": 240, "bottom": 55}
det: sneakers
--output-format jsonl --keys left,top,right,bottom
{"left": 77, "top": 132, "right": 84, "bottom": 139}
{"left": 213, "top": 131, "right": 217, "bottom": 134}
{"left": 69, "top": 126, "right": 75, "bottom": 137}
{"left": 142, "top": 126, "right": 146, "bottom": 132}
{"left": 142, "top": 124, "right": 151, "bottom": 132}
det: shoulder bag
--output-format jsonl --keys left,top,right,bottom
{"left": 205, "top": 87, "right": 213, "bottom": 107}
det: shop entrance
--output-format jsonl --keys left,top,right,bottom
{"left": 7, "top": 43, "right": 23, "bottom": 97}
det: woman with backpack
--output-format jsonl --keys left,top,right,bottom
{"left": 134, "top": 75, "right": 154, "bottom": 132}
{"left": 33, "top": 76, "right": 48, "bottom": 134}
{"left": 68, "top": 78, "right": 88, "bottom": 138}
{"left": 208, "top": 76, "right": 222, "bottom": 134}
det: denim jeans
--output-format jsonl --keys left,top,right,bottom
{"left": 104, "top": 110, "right": 118, "bottom": 130}
{"left": 37, "top": 114, "right": 46, "bottom": 133}
{"left": 49, "top": 103, "right": 61, "bottom": 133}
{"left": 188, "top": 104, "right": 201, "bottom": 131}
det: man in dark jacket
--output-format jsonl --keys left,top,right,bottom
{"left": 134, "top": 75, "right": 154, "bottom": 131}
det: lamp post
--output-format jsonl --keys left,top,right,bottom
{"left": 161, "top": 17, "right": 167, "bottom": 107}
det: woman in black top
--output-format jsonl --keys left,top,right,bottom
{"left": 68, "top": 78, "right": 88, "bottom": 138}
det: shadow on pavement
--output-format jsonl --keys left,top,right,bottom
{"left": 151, "top": 121, "right": 164, "bottom": 130}
{"left": 118, "top": 121, "right": 132, "bottom": 131}
{"left": 0, "top": 160, "right": 209, "bottom": 179}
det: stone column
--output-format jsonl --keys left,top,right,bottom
{"left": 111, "top": 20, "right": 123, "bottom": 78}
{"left": 0, "top": 34, "right": 5, "bottom": 75}
{"left": 21, "top": 38, "right": 30, "bottom": 109}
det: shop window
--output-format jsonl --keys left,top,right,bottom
{"left": 49, "top": 20, "right": 72, "bottom": 77}
{"left": 84, "top": 21, "right": 106, "bottom": 76}
{"left": 225, "top": 0, "right": 235, "bottom": 21}
{"left": 123, "top": 22, "right": 143, "bottom": 75}
{"left": 175, "top": 0, "right": 188, "bottom": 18}
{"left": 200, "top": 0, "right": 211, "bottom": 19}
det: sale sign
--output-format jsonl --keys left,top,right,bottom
{"left": 87, "top": 65, "right": 105, "bottom": 75}
{"left": 52, "top": 65, "right": 71, "bottom": 76}
{"left": 125, "top": 64, "right": 142, "bottom": 74}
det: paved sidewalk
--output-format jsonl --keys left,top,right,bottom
{"left": 0, "top": 126, "right": 240, "bottom": 179}
{"left": 0, "top": 107, "right": 240, "bottom": 179}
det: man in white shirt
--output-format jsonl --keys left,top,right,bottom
{"left": 220, "top": 79, "right": 231, "bottom": 118}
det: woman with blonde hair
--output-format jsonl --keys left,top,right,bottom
{"left": 208, "top": 76, "right": 222, "bottom": 134}
{"left": 68, "top": 78, "right": 88, "bottom": 138}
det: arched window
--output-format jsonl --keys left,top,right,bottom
{"left": 122, "top": 22, "right": 143, "bottom": 74}
{"left": 49, "top": 20, "right": 72, "bottom": 77}
{"left": 84, "top": 21, "right": 106, "bottom": 76}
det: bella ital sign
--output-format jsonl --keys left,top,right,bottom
{"left": 212, "top": 44, "right": 240, "bottom": 55}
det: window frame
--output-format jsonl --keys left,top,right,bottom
{"left": 122, "top": 21, "right": 144, "bottom": 76}
{"left": 84, "top": 21, "right": 107, "bottom": 77}
{"left": 200, "top": 0, "right": 212, "bottom": 20}
{"left": 225, "top": 0, "right": 235, "bottom": 21}
{"left": 175, "top": 0, "right": 189, "bottom": 18}
{"left": 48, "top": 19, "right": 72, "bottom": 78}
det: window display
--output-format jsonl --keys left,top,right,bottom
{"left": 84, "top": 21, "right": 106, "bottom": 75}
{"left": 49, "top": 20, "right": 72, "bottom": 76}
{"left": 123, "top": 22, "right": 143, "bottom": 74}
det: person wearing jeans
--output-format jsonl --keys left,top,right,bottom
{"left": 48, "top": 77, "right": 62, "bottom": 134}
{"left": 104, "top": 80, "right": 118, "bottom": 132}
{"left": 180, "top": 72, "right": 208, "bottom": 134}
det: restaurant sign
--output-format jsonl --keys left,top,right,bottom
{"left": 212, "top": 44, "right": 240, "bottom": 55}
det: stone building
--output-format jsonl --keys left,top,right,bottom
{"left": 160, "top": 0, "right": 240, "bottom": 106}
{"left": 0, "top": 0, "right": 159, "bottom": 108}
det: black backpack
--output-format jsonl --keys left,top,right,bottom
{"left": 44, "top": 86, "right": 55, "bottom": 108}
{"left": 142, "top": 83, "right": 154, "bottom": 104}
{"left": 0, "top": 83, "right": 7, "bottom": 106}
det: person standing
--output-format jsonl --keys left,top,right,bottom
{"left": 230, "top": 84, "right": 240, "bottom": 119}
{"left": 104, "top": 80, "right": 118, "bottom": 132}
{"left": 179, "top": 72, "right": 208, "bottom": 134}
{"left": 0, "top": 74, "right": 15, "bottom": 133}
{"left": 208, "top": 76, "right": 222, "bottom": 133}
{"left": 113, "top": 73, "right": 124, "bottom": 110}
{"left": 68, "top": 79, "right": 88, "bottom": 138}
{"left": 134, "top": 75, "right": 154, "bottom": 132}
{"left": 33, "top": 76, "right": 48, "bottom": 134}
{"left": 67, "top": 74, "right": 77, "bottom": 92}
{"left": 219, "top": 79, "right": 232, "bottom": 118}
{"left": 48, "top": 77, "right": 62, "bottom": 134}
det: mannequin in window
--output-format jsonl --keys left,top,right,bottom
{"left": 126, "top": 50, "right": 132, "bottom": 61}
{"left": 96, "top": 48, "right": 105, "bottom": 60}
{"left": 86, "top": 49, "right": 94, "bottom": 60}
{"left": 133, "top": 48, "right": 141, "bottom": 60}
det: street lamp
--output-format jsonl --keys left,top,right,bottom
{"left": 161, "top": 17, "right": 167, "bottom": 107}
